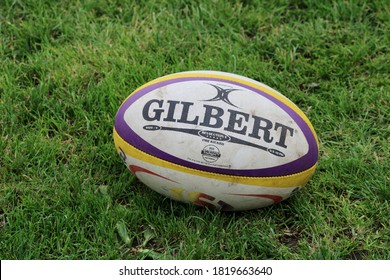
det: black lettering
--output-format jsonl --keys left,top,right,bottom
{"left": 142, "top": 99, "right": 294, "bottom": 150}
{"left": 224, "top": 109, "right": 249, "bottom": 135}
{"left": 142, "top": 99, "right": 164, "bottom": 121}
{"left": 199, "top": 105, "right": 224, "bottom": 128}
{"left": 274, "top": 122, "right": 294, "bottom": 148}
{"left": 248, "top": 115, "right": 274, "bottom": 143}
{"left": 177, "top": 101, "right": 199, "bottom": 124}
{"left": 163, "top": 100, "right": 180, "bottom": 122}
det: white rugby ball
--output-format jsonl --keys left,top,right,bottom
{"left": 113, "top": 71, "right": 319, "bottom": 211}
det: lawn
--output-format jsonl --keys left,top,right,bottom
{"left": 0, "top": 0, "right": 389, "bottom": 259}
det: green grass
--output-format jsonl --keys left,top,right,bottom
{"left": 1, "top": 0, "right": 389, "bottom": 260}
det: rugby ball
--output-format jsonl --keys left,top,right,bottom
{"left": 113, "top": 71, "right": 318, "bottom": 211}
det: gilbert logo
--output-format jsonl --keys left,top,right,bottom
{"left": 141, "top": 82, "right": 295, "bottom": 157}
{"left": 203, "top": 84, "right": 241, "bottom": 108}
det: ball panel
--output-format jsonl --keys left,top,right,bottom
{"left": 114, "top": 71, "right": 318, "bottom": 177}
{"left": 125, "top": 80, "right": 309, "bottom": 169}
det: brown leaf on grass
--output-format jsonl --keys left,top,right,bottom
{"left": 300, "top": 82, "right": 320, "bottom": 92}
{"left": 278, "top": 228, "right": 300, "bottom": 247}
